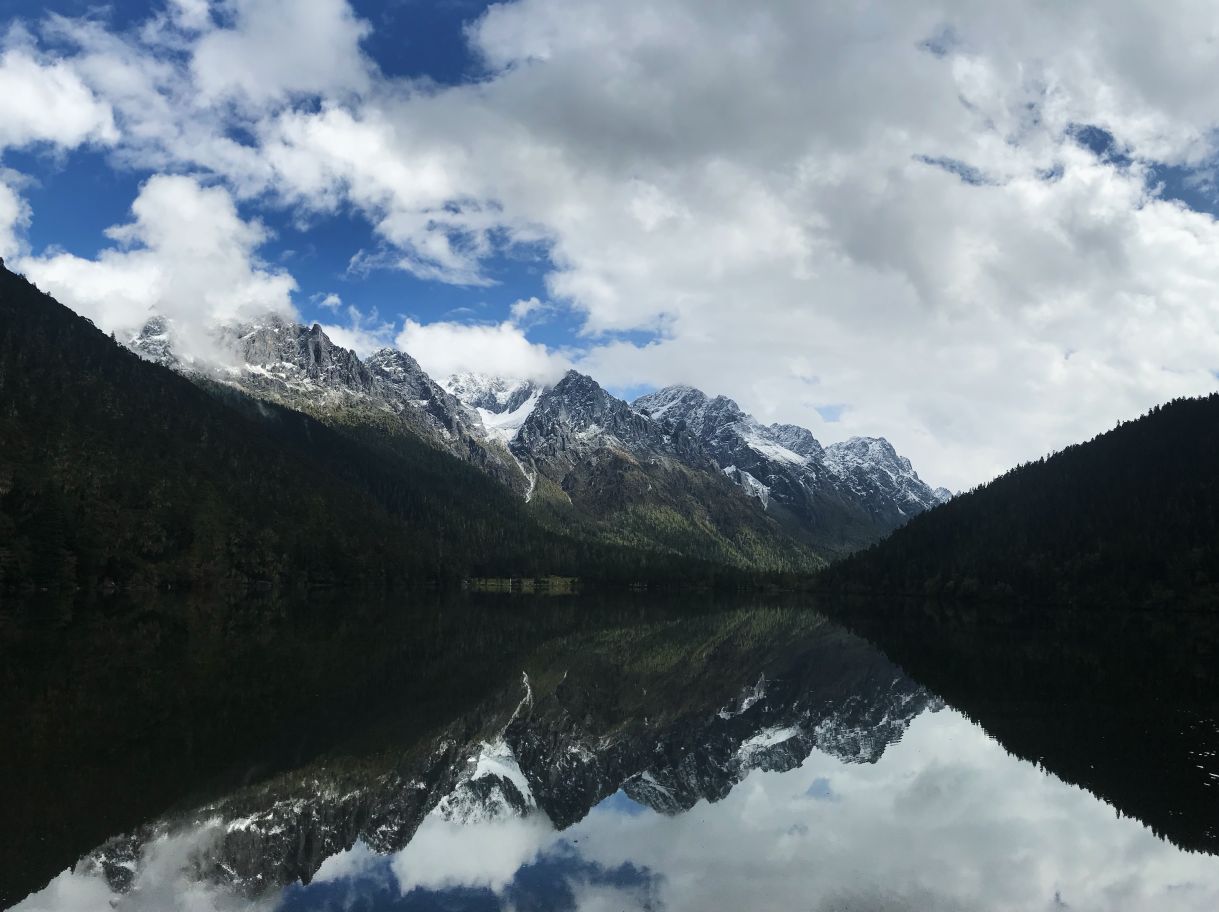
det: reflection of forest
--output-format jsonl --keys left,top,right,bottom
{"left": 826, "top": 595, "right": 1219, "bottom": 856}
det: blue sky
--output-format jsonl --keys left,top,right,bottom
{"left": 3, "top": 0, "right": 1219, "bottom": 489}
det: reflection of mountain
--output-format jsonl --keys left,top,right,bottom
{"left": 72, "top": 607, "right": 936, "bottom": 898}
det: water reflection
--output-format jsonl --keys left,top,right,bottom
{"left": 285, "top": 708, "right": 1219, "bottom": 912}
{"left": 6, "top": 593, "right": 1219, "bottom": 911}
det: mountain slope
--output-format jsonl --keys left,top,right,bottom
{"left": 129, "top": 313, "right": 941, "bottom": 572}
{"left": 819, "top": 394, "right": 1219, "bottom": 610}
{"left": 0, "top": 266, "right": 748, "bottom": 590}
{"left": 634, "top": 385, "right": 947, "bottom": 555}
{"left": 508, "top": 371, "right": 824, "bottom": 572}
{"left": 131, "top": 316, "right": 528, "bottom": 493}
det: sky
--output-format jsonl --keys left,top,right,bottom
{"left": 2, "top": 0, "right": 1219, "bottom": 489}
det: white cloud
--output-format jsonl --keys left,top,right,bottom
{"left": 263, "top": 104, "right": 502, "bottom": 284}
{"left": 0, "top": 45, "right": 117, "bottom": 150}
{"left": 312, "top": 840, "right": 384, "bottom": 884}
{"left": 167, "top": 0, "right": 212, "bottom": 32}
{"left": 396, "top": 318, "right": 570, "bottom": 383}
{"left": 320, "top": 304, "right": 395, "bottom": 356}
{"left": 509, "top": 295, "right": 546, "bottom": 321}
{"left": 0, "top": 175, "right": 29, "bottom": 259}
{"left": 315, "top": 292, "right": 343, "bottom": 311}
{"left": 11, "top": 824, "right": 277, "bottom": 912}
{"left": 18, "top": 174, "right": 296, "bottom": 355}
{"left": 191, "top": 0, "right": 372, "bottom": 105}
{"left": 390, "top": 814, "right": 554, "bottom": 894}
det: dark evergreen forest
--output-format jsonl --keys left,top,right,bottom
{"left": 821, "top": 393, "right": 1219, "bottom": 613}
{"left": 0, "top": 266, "right": 763, "bottom": 591}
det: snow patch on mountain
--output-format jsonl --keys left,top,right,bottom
{"left": 724, "top": 466, "right": 771, "bottom": 509}
{"left": 445, "top": 372, "right": 542, "bottom": 414}
{"left": 476, "top": 388, "right": 543, "bottom": 445}
{"left": 741, "top": 429, "right": 808, "bottom": 467}
{"left": 737, "top": 726, "right": 801, "bottom": 767}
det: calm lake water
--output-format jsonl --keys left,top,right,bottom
{"left": 4, "top": 591, "right": 1218, "bottom": 911}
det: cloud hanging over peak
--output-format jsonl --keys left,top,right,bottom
{"left": 18, "top": 174, "right": 296, "bottom": 353}
{"left": 396, "top": 318, "right": 571, "bottom": 384}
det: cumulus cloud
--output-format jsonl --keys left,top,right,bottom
{"left": 391, "top": 814, "right": 554, "bottom": 894}
{"left": 18, "top": 174, "right": 296, "bottom": 355}
{"left": 11, "top": 824, "right": 276, "bottom": 912}
{"left": 0, "top": 45, "right": 117, "bottom": 150}
{"left": 191, "top": 0, "right": 372, "bottom": 106}
{"left": 320, "top": 304, "right": 396, "bottom": 356}
{"left": 0, "top": 175, "right": 29, "bottom": 259}
{"left": 396, "top": 318, "right": 571, "bottom": 383}
{"left": 509, "top": 295, "right": 547, "bottom": 322}
{"left": 167, "top": 0, "right": 212, "bottom": 32}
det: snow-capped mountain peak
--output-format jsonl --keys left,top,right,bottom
{"left": 634, "top": 382, "right": 946, "bottom": 549}
{"left": 767, "top": 423, "right": 824, "bottom": 460}
{"left": 443, "top": 372, "right": 550, "bottom": 446}
{"left": 444, "top": 371, "right": 543, "bottom": 415}
{"left": 128, "top": 315, "right": 179, "bottom": 369}
{"left": 823, "top": 436, "right": 909, "bottom": 477}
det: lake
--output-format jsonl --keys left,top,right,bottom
{"left": 3, "top": 590, "right": 1218, "bottom": 911}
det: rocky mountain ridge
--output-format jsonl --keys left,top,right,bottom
{"left": 633, "top": 384, "right": 950, "bottom": 553}
{"left": 127, "top": 314, "right": 947, "bottom": 563}
{"left": 129, "top": 315, "right": 527, "bottom": 492}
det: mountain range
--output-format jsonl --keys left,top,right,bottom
{"left": 123, "top": 302, "right": 948, "bottom": 571}
{"left": 0, "top": 259, "right": 953, "bottom": 589}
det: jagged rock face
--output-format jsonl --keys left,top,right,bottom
{"left": 634, "top": 384, "right": 945, "bottom": 554}
{"left": 768, "top": 423, "right": 824, "bottom": 460}
{"left": 513, "top": 371, "right": 684, "bottom": 465}
{"left": 124, "top": 317, "right": 526, "bottom": 491}
{"left": 443, "top": 372, "right": 548, "bottom": 451}
{"left": 503, "top": 371, "right": 780, "bottom": 546}
{"left": 822, "top": 436, "right": 947, "bottom": 517}
{"left": 220, "top": 317, "right": 377, "bottom": 395}
{"left": 128, "top": 316, "right": 180, "bottom": 369}
{"left": 366, "top": 348, "right": 483, "bottom": 441}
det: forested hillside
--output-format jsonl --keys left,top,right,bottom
{"left": 820, "top": 394, "right": 1219, "bottom": 612}
{"left": 0, "top": 266, "right": 759, "bottom": 590}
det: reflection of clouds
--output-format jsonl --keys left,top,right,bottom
{"left": 12, "top": 824, "right": 276, "bottom": 912}
{"left": 311, "top": 840, "right": 384, "bottom": 885}
{"left": 567, "top": 709, "right": 1219, "bottom": 912}
{"left": 282, "top": 834, "right": 662, "bottom": 911}
{"left": 391, "top": 814, "right": 556, "bottom": 894}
